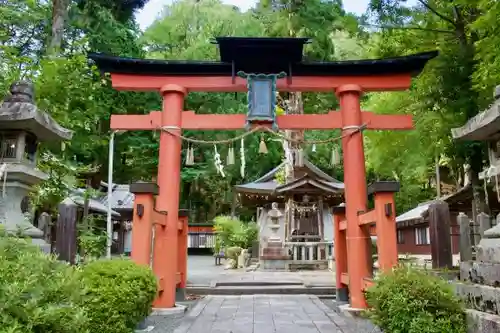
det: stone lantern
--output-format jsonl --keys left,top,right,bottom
{"left": 267, "top": 202, "right": 283, "bottom": 244}
{"left": 260, "top": 202, "right": 288, "bottom": 270}
{"left": 0, "top": 81, "right": 72, "bottom": 252}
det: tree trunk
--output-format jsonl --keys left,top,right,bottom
{"left": 49, "top": 0, "right": 70, "bottom": 54}
{"left": 452, "top": 6, "right": 487, "bottom": 217}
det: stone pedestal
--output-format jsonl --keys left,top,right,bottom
{"left": 260, "top": 242, "right": 289, "bottom": 270}
{"left": 0, "top": 164, "right": 51, "bottom": 253}
{"left": 458, "top": 223, "right": 500, "bottom": 332}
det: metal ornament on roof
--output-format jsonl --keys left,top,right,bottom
{"left": 237, "top": 71, "right": 287, "bottom": 131}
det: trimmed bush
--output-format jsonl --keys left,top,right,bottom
{"left": 0, "top": 231, "right": 87, "bottom": 333}
{"left": 79, "top": 258, "right": 157, "bottom": 333}
{"left": 365, "top": 265, "right": 466, "bottom": 333}
{"left": 213, "top": 215, "right": 259, "bottom": 251}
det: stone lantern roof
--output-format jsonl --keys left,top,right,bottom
{"left": 0, "top": 81, "right": 73, "bottom": 141}
{"left": 451, "top": 85, "right": 500, "bottom": 141}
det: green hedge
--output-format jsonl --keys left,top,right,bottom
{"left": 0, "top": 232, "right": 87, "bottom": 333}
{"left": 0, "top": 229, "right": 158, "bottom": 333}
{"left": 365, "top": 265, "right": 466, "bottom": 333}
{"left": 79, "top": 258, "right": 158, "bottom": 333}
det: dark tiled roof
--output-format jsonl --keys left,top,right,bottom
{"left": 235, "top": 159, "right": 343, "bottom": 195}
{"left": 98, "top": 184, "right": 135, "bottom": 211}
{"left": 89, "top": 36, "right": 437, "bottom": 77}
{"left": 67, "top": 189, "right": 120, "bottom": 217}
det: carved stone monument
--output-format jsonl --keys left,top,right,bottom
{"left": 260, "top": 202, "right": 289, "bottom": 270}
{"left": 0, "top": 81, "right": 72, "bottom": 252}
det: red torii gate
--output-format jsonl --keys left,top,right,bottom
{"left": 90, "top": 37, "right": 436, "bottom": 309}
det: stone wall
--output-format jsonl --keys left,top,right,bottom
{"left": 457, "top": 213, "right": 500, "bottom": 332}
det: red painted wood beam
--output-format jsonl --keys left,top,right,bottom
{"left": 358, "top": 210, "right": 377, "bottom": 226}
{"left": 110, "top": 111, "right": 413, "bottom": 131}
{"left": 110, "top": 74, "right": 412, "bottom": 92}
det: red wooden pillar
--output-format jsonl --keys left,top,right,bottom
{"left": 177, "top": 210, "right": 189, "bottom": 289}
{"left": 336, "top": 84, "right": 372, "bottom": 309}
{"left": 333, "top": 205, "right": 348, "bottom": 301}
{"left": 154, "top": 84, "right": 186, "bottom": 308}
{"left": 129, "top": 182, "right": 158, "bottom": 267}
{"left": 370, "top": 182, "right": 400, "bottom": 271}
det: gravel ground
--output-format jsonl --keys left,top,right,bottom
{"left": 319, "top": 298, "right": 382, "bottom": 333}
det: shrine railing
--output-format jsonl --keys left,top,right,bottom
{"left": 284, "top": 241, "right": 333, "bottom": 262}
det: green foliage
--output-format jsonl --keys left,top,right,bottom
{"left": 471, "top": 0, "right": 500, "bottom": 103}
{"left": 78, "top": 214, "right": 107, "bottom": 262}
{"left": 30, "top": 152, "right": 80, "bottom": 213}
{"left": 366, "top": 265, "right": 466, "bottom": 333}
{"left": 213, "top": 216, "right": 259, "bottom": 250}
{"left": 79, "top": 258, "right": 158, "bottom": 333}
{"left": 0, "top": 228, "right": 158, "bottom": 333}
{"left": 361, "top": 0, "right": 495, "bottom": 213}
{"left": 0, "top": 228, "right": 88, "bottom": 333}
{"left": 274, "top": 166, "right": 286, "bottom": 185}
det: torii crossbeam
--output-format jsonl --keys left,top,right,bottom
{"left": 90, "top": 36, "right": 437, "bottom": 310}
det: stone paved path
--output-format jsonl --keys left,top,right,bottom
{"left": 187, "top": 255, "right": 335, "bottom": 287}
{"left": 173, "top": 295, "right": 373, "bottom": 333}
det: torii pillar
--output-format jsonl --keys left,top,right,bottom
{"left": 337, "top": 84, "right": 372, "bottom": 309}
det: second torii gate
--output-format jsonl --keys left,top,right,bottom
{"left": 90, "top": 37, "right": 436, "bottom": 309}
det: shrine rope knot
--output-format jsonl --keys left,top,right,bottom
{"left": 158, "top": 123, "right": 369, "bottom": 146}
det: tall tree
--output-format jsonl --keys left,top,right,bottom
{"left": 365, "top": 0, "right": 488, "bottom": 215}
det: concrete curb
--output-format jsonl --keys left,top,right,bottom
{"left": 151, "top": 303, "right": 188, "bottom": 315}
{"left": 338, "top": 303, "right": 365, "bottom": 318}
{"left": 186, "top": 285, "right": 336, "bottom": 295}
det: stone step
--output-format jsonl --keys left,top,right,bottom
{"left": 460, "top": 261, "right": 500, "bottom": 287}
{"left": 214, "top": 281, "right": 303, "bottom": 287}
{"left": 186, "top": 285, "right": 336, "bottom": 296}
{"left": 455, "top": 282, "right": 500, "bottom": 315}
{"left": 466, "top": 309, "right": 500, "bottom": 333}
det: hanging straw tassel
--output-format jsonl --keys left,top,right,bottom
{"left": 259, "top": 135, "right": 268, "bottom": 154}
{"left": 184, "top": 146, "right": 191, "bottom": 165}
{"left": 330, "top": 146, "right": 340, "bottom": 166}
{"left": 240, "top": 138, "right": 246, "bottom": 178}
{"left": 185, "top": 145, "right": 195, "bottom": 166}
{"left": 189, "top": 146, "right": 195, "bottom": 165}
{"left": 227, "top": 145, "right": 235, "bottom": 165}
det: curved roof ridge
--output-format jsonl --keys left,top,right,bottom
{"left": 245, "top": 158, "right": 341, "bottom": 185}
